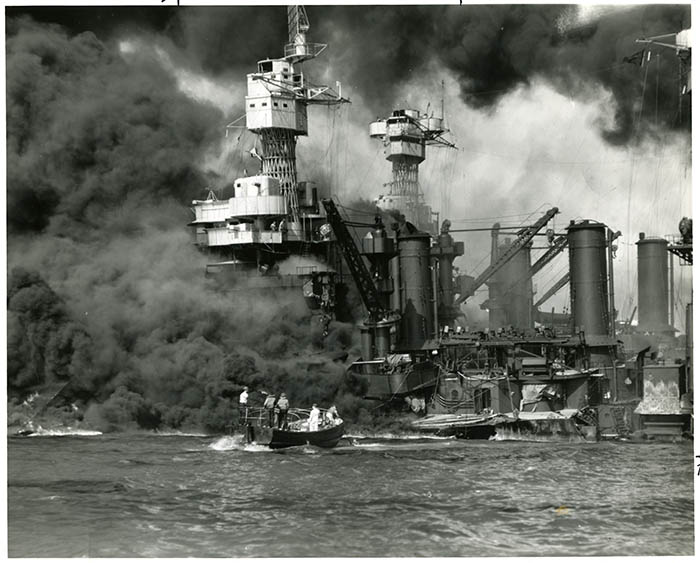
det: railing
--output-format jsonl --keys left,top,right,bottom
{"left": 205, "top": 228, "right": 284, "bottom": 246}
{"left": 239, "top": 406, "right": 341, "bottom": 431}
{"left": 284, "top": 42, "right": 327, "bottom": 60}
{"left": 666, "top": 234, "right": 693, "bottom": 265}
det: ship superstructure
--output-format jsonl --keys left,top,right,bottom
{"left": 186, "top": 7, "right": 692, "bottom": 441}
{"left": 325, "top": 192, "right": 692, "bottom": 441}
{"left": 370, "top": 106, "right": 454, "bottom": 233}
{"left": 190, "top": 6, "right": 348, "bottom": 316}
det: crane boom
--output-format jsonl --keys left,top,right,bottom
{"left": 321, "top": 199, "right": 386, "bottom": 321}
{"left": 533, "top": 272, "right": 570, "bottom": 309}
{"left": 455, "top": 207, "right": 559, "bottom": 305}
{"left": 496, "top": 233, "right": 568, "bottom": 299}
{"left": 635, "top": 29, "right": 691, "bottom": 52}
{"left": 529, "top": 235, "right": 568, "bottom": 278}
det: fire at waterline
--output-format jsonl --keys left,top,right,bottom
{"left": 188, "top": 6, "right": 693, "bottom": 442}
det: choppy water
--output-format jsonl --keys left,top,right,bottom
{"left": 7, "top": 432, "right": 694, "bottom": 557}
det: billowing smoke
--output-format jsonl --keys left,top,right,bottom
{"left": 160, "top": 5, "right": 691, "bottom": 325}
{"left": 6, "top": 16, "right": 368, "bottom": 433}
{"left": 6, "top": 16, "right": 221, "bottom": 236}
{"left": 318, "top": 4, "right": 691, "bottom": 144}
{"left": 167, "top": 6, "right": 287, "bottom": 78}
{"left": 8, "top": 268, "right": 94, "bottom": 394}
{"left": 6, "top": 6, "right": 692, "bottom": 432}
{"left": 166, "top": 5, "right": 690, "bottom": 144}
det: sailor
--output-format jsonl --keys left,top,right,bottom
{"left": 238, "top": 386, "right": 249, "bottom": 423}
{"left": 276, "top": 393, "right": 289, "bottom": 430}
{"left": 325, "top": 405, "right": 339, "bottom": 425}
{"left": 263, "top": 393, "right": 276, "bottom": 427}
{"left": 309, "top": 404, "right": 320, "bottom": 432}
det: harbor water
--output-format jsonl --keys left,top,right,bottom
{"left": 8, "top": 433, "right": 694, "bottom": 557}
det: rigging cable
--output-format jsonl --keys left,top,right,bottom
{"left": 625, "top": 55, "right": 651, "bottom": 316}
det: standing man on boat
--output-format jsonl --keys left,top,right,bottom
{"left": 263, "top": 393, "right": 276, "bottom": 427}
{"left": 276, "top": 393, "right": 289, "bottom": 430}
{"left": 238, "top": 386, "right": 249, "bottom": 424}
{"left": 309, "top": 404, "right": 320, "bottom": 432}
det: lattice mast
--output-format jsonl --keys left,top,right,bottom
{"left": 244, "top": 6, "right": 348, "bottom": 223}
{"left": 370, "top": 96, "right": 454, "bottom": 229}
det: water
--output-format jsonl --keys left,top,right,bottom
{"left": 8, "top": 433, "right": 694, "bottom": 557}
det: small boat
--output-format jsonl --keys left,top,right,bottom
{"left": 240, "top": 407, "right": 345, "bottom": 449}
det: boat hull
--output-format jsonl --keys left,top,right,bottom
{"left": 245, "top": 422, "right": 346, "bottom": 449}
{"left": 270, "top": 423, "right": 346, "bottom": 449}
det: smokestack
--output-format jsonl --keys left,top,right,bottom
{"left": 361, "top": 218, "right": 396, "bottom": 311}
{"left": 397, "top": 230, "right": 434, "bottom": 349}
{"left": 431, "top": 220, "right": 464, "bottom": 328}
{"left": 636, "top": 234, "right": 672, "bottom": 333}
{"left": 490, "top": 223, "right": 501, "bottom": 265}
{"left": 499, "top": 244, "right": 534, "bottom": 329}
{"left": 486, "top": 224, "right": 507, "bottom": 329}
{"left": 567, "top": 220, "right": 612, "bottom": 339}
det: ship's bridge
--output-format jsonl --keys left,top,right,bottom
{"left": 253, "top": 59, "right": 303, "bottom": 93}
{"left": 246, "top": 57, "right": 308, "bottom": 134}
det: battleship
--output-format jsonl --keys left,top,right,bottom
{"left": 189, "top": 6, "right": 350, "bottom": 321}
{"left": 190, "top": 6, "right": 693, "bottom": 442}
{"left": 5, "top": 5, "right": 695, "bottom": 559}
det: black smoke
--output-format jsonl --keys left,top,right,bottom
{"left": 7, "top": 5, "right": 690, "bottom": 432}
{"left": 7, "top": 268, "right": 94, "bottom": 395}
{"left": 160, "top": 5, "right": 690, "bottom": 144}
{"left": 312, "top": 4, "right": 690, "bottom": 144}
{"left": 6, "top": 15, "right": 370, "bottom": 433}
{"left": 6, "top": 16, "right": 220, "bottom": 237}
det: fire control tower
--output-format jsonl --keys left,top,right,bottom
{"left": 190, "top": 6, "right": 349, "bottom": 317}
{"left": 244, "top": 6, "right": 348, "bottom": 226}
{"left": 370, "top": 106, "right": 454, "bottom": 234}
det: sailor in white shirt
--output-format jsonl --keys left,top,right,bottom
{"left": 308, "top": 404, "right": 320, "bottom": 432}
{"left": 238, "top": 386, "right": 249, "bottom": 422}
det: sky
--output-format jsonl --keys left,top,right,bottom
{"left": 3, "top": 3, "right": 694, "bottom": 421}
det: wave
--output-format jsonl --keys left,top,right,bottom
{"left": 152, "top": 430, "right": 213, "bottom": 437}
{"left": 346, "top": 433, "right": 452, "bottom": 441}
{"left": 19, "top": 426, "right": 102, "bottom": 437}
{"left": 208, "top": 435, "right": 271, "bottom": 452}
{"left": 492, "top": 428, "right": 587, "bottom": 443}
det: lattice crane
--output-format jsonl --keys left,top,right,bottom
{"left": 320, "top": 199, "right": 388, "bottom": 322}
{"left": 455, "top": 207, "right": 560, "bottom": 306}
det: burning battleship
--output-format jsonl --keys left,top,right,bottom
{"left": 189, "top": 6, "right": 349, "bottom": 321}
{"left": 189, "top": 6, "right": 693, "bottom": 442}
{"left": 320, "top": 23, "right": 693, "bottom": 442}
{"left": 327, "top": 206, "right": 692, "bottom": 442}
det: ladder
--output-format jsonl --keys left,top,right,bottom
{"left": 301, "top": 240, "right": 312, "bottom": 257}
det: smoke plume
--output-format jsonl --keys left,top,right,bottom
{"left": 6, "top": 15, "right": 368, "bottom": 433}
{"left": 316, "top": 4, "right": 690, "bottom": 144}
{"left": 164, "top": 5, "right": 690, "bottom": 144}
{"left": 6, "top": 5, "right": 692, "bottom": 432}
